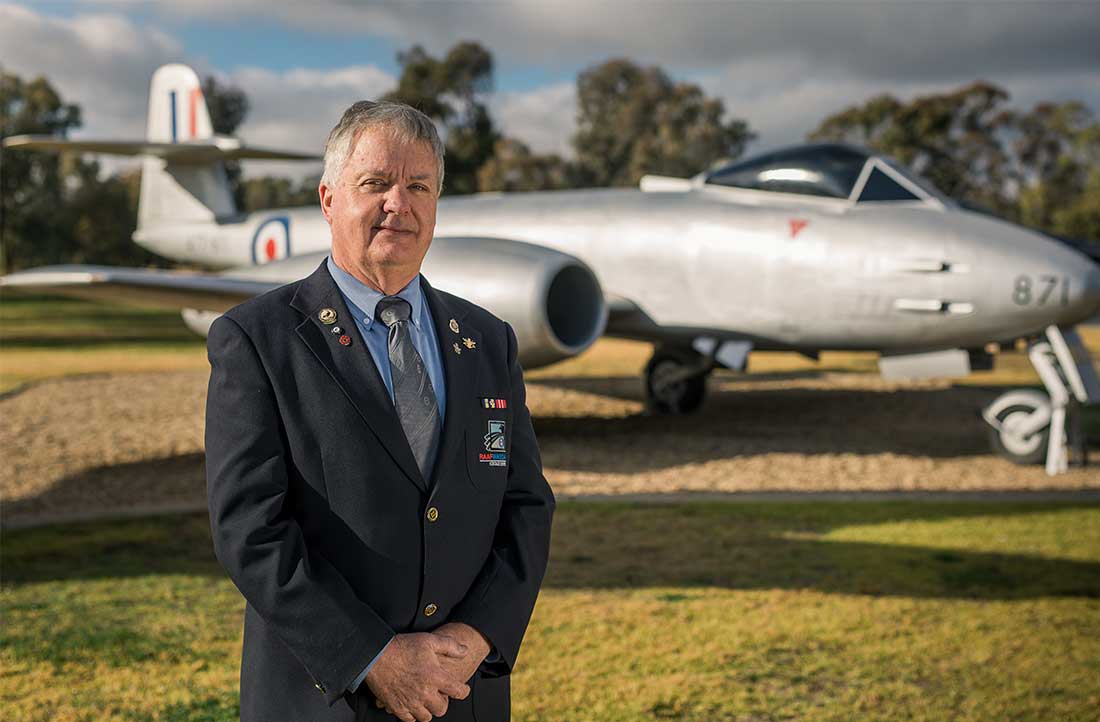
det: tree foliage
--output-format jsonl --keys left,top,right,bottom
{"left": 573, "top": 59, "right": 754, "bottom": 187}
{"left": 477, "top": 138, "right": 574, "bottom": 192}
{"left": 0, "top": 71, "right": 151, "bottom": 272}
{"left": 383, "top": 42, "right": 499, "bottom": 195}
{"left": 810, "top": 83, "right": 1100, "bottom": 246}
{"left": 201, "top": 75, "right": 250, "bottom": 208}
{"left": 240, "top": 174, "right": 320, "bottom": 212}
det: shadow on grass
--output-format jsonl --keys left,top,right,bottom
{"left": 4, "top": 501, "right": 1098, "bottom": 601}
{"left": 528, "top": 381, "right": 1014, "bottom": 469}
{"left": 1, "top": 453, "right": 207, "bottom": 528}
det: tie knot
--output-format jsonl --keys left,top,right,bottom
{"left": 376, "top": 296, "right": 412, "bottom": 327}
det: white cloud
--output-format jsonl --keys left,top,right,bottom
{"left": 488, "top": 82, "right": 576, "bottom": 157}
{"left": 1, "top": 5, "right": 396, "bottom": 181}
{"left": 229, "top": 65, "right": 395, "bottom": 180}
{"left": 103, "top": 0, "right": 1100, "bottom": 83}
{"left": 0, "top": 3, "right": 188, "bottom": 139}
{"left": 9, "top": 1, "right": 1099, "bottom": 183}
{"left": 702, "top": 55, "right": 1100, "bottom": 156}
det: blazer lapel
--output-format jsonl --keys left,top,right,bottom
{"left": 290, "top": 261, "right": 427, "bottom": 492}
{"left": 421, "top": 276, "right": 481, "bottom": 491}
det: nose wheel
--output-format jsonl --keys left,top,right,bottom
{"left": 981, "top": 326, "right": 1096, "bottom": 474}
{"left": 644, "top": 346, "right": 710, "bottom": 414}
{"left": 984, "top": 391, "right": 1052, "bottom": 465}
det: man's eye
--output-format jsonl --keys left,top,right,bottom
{"left": 410, "top": 183, "right": 429, "bottom": 192}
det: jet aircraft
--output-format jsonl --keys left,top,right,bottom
{"left": 4, "top": 64, "right": 1099, "bottom": 474}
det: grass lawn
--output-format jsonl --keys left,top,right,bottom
{"left": 3, "top": 501, "right": 1099, "bottom": 721}
{"left": 0, "top": 294, "right": 208, "bottom": 393}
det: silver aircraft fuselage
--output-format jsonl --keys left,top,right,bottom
{"left": 135, "top": 183, "right": 1100, "bottom": 354}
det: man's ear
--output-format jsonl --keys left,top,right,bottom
{"left": 318, "top": 182, "right": 333, "bottom": 223}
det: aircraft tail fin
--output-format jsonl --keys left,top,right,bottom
{"left": 139, "top": 64, "right": 232, "bottom": 227}
{"left": 1, "top": 64, "right": 320, "bottom": 232}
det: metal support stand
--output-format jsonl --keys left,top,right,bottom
{"left": 1028, "top": 338, "right": 1073, "bottom": 474}
{"left": 982, "top": 326, "right": 1098, "bottom": 474}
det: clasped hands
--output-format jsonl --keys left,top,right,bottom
{"left": 365, "top": 622, "right": 491, "bottom": 722}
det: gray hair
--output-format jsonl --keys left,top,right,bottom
{"left": 321, "top": 100, "right": 445, "bottom": 192}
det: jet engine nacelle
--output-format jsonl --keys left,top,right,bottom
{"left": 423, "top": 237, "right": 607, "bottom": 369}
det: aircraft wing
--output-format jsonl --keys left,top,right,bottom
{"left": 2, "top": 135, "right": 320, "bottom": 163}
{"left": 0, "top": 265, "right": 279, "bottom": 313}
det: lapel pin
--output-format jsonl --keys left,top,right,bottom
{"left": 339, "top": 334, "right": 352, "bottom": 346}
{"left": 330, "top": 325, "right": 342, "bottom": 334}
{"left": 318, "top": 308, "right": 337, "bottom": 325}
{"left": 453, "top": 342, "right": 462, "bottom": 355}
{"left": 463, "top": 337, "right": 476, "bottom": 350}
{"left": 449, "top": 318, "right": 459, "bottom": 334}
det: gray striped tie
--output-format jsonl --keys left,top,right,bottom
{"left": 376, "top": 296, "right": 441, "bottom": 479}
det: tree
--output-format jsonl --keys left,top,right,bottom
{"left": 201, "top": 75, "right": 250, "bottom": 209}
{"left": 476, "top": 138, "right": 574, "bottom": 192}
{"left": 0, "top": 71, "right": 160, "bottom": 271}
{"left": 1010, "top": 101, "right": 1100, "bottom": 246}
{"left": 809, "top": 84, "right": 1100, "bottom": 249}
{"left": 240, "top": 173, "right": 320, "bottom": 212}
{"left": 810, "top": 82, "right": 1014, "bottom": 215}
{"left": 383, "top": 42, "right": 498, "bottom": 195}
{"left": 572, "top": 59, "right": 754, "bottom": 187}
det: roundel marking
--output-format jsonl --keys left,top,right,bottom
{"left": 251, "top": 217, "right": 291, "bottom": 265}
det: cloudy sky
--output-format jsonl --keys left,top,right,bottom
{"left": 2, "top": 0, "right": 1098, "bottom": 180}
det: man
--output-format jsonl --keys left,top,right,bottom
{"left": 205, "top": 100, "right": 555, "bottom": 722}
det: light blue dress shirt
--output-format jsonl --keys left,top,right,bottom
{"left": 327, "top": 256, "right": 447, "bottom": 693}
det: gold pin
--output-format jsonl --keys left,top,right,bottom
{"left": 463, "top": 337, "right": 476, "bottom": 350}
{"left": 449, "top": 318, "right": 459, "bottom": 334}
{"left": 318, "top": 308, "right": 337, "bottom": 325}
{"left": 453, "top": 342, "right": 462, "bottom": 355}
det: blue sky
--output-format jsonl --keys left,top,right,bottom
{"left": 4, "top": 1, "right": 1099, "bottom": 180}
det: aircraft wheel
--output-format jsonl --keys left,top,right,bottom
{"left": 645, "top": 347, "right": 707, "bottom": 414}
{"left": 988, "top": 399, "right": 1049, "bottom": 466}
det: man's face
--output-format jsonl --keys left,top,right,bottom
{"left": 320, "top": 126, "right": 439, "bottom": 282}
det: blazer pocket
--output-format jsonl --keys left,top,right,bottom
{"left": 464, "top": 429, "right": 507, "bottom": 494}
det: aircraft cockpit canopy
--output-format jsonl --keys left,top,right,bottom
{"left": 704, "top": 143, "right": 948, "bottom": 206}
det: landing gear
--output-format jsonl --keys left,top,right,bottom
{"left": 982, "top": 326, "right": 1097, "bottom": 474}
{"left": 644, "top": 346, "right": 710, "bottom": 414}
{"left": 984, "top": 390, "right": 1051, "bottom": 466}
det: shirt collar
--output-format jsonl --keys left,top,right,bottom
{"left": 326, "top": 255, "right": 424, "bottom": 330}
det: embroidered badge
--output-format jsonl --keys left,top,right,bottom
{"left": 480, "top": 398, "right": 508, "bottom": 409}
{"left": 479, "top": 420, "right": 507, "bottom": 467}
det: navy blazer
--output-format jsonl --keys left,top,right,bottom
{"left": 205, "top": 260, "right": 555, "bottom": 722}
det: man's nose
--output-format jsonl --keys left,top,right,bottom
{"left": 382, "top": 184, "right": 411, "bottom": 214}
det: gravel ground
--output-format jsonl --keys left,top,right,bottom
{"left": 2, "top": 368, "right": 1098, "bottom": 527}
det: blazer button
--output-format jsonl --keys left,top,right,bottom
{"left": 426, "top": 507, "right": 439, "bottom": 522}
{"left": 424, "top": 603, "right": 438, "bottom": 617}
{"left": 375, "top": 699, "right": 386, "bottom": 709}
{"left": 314, "top": 682, "right": 326, "bottom": 694}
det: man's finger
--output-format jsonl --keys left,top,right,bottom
{"left": 443, "top": 679, "right": 471, "bottom": 700}
{"left": 431, "top": 634, "right": 468, "bottom": 658}
{"left": 425, "top": 692, "right": 449, "bottom": 717}
{"left": 409, "top": 703, "right": 433, "bottom": 722}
